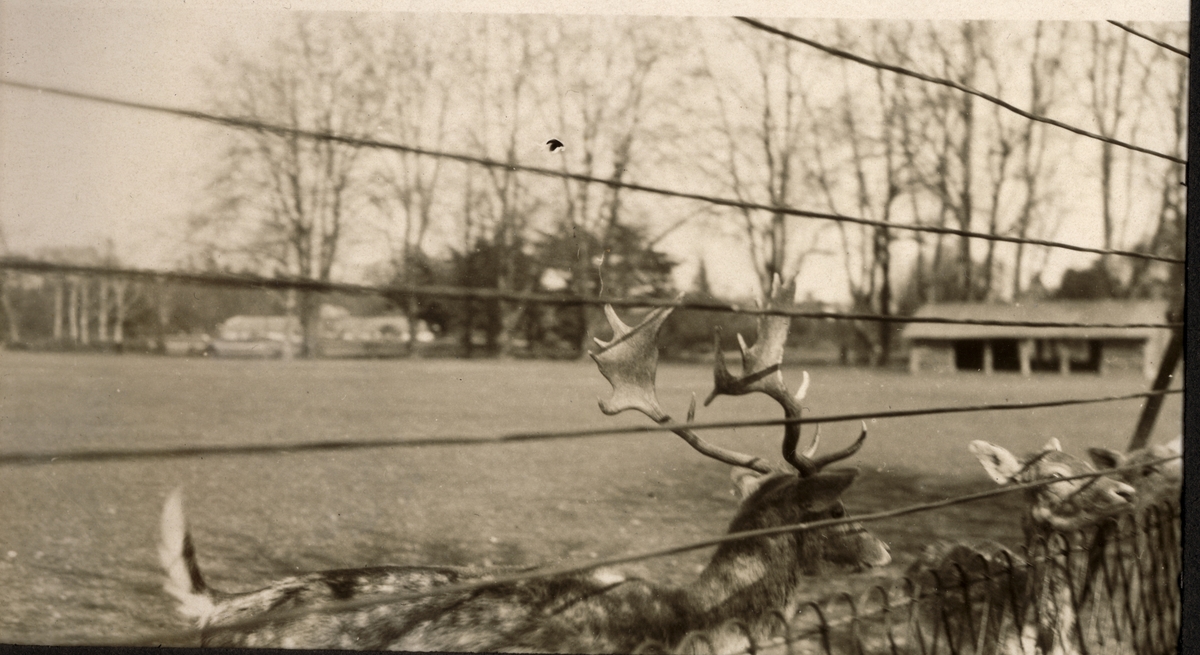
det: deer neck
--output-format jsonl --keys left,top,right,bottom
{"left": 680, "top": 533, "right": 802, "bottom": 631}
{"left": 1019, "top": 516, "right": 1084, "bottom": 655}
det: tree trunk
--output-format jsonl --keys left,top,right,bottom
{"left": 113, "top": 280, "right": 127, "bottom": 346}
{"left": 302, "top": 298, "right": 321, "bottom": 359}
{"left": 460, "top": 298, "right": 475, "bottom": 359}
{"left": 495, "top": 299, "right": 524, "bottom": 358}
{"left": 67, "top": 278, "right": 79, "bottom": 343}
{"left": 576, "top": 304, "right": 591, "bottom": 358}
{"left": 53, "top": 276, "right": 64, "bottom": 342}
{"left": 282, "top": 288, "right": 298, "bottom": 360}
{"left": 770, "top": 212, "right": 786, "bottom": 283}
{"left": 98, "top": 278, "right": 110, "bottom": 342}
{"left": 0, "top": 275, "right": 20, "bottom": 344}
{"left": 154, "top": 279, "right": 170, "bottom": 354}
{"left": 875, "top": 225, "right": 892, "bottom": 367}
{"left": 79, "top": 278, "right": 91, "bottom": 345}
{"left": 404, "top": 293, "right": 421, "bottom": 358}
{"left": 1012, "top": 241, "right": 1026, "bottom": 299}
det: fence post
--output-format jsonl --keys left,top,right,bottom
{"left": 1127, "top": 302, "right": 1183, "bottom": 452}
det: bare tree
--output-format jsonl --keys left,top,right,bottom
{"left": 900, "top": 22, "right": 1057, "bottom": 303}
{"left": 804, "top": 23, "right": 916, "bottom": 365}
{"left": 700, "top": 25, "right": 835, "bottom": 296}
{"left": 36, "top": 246, "right": 104, "bottom": 346}
{"left": 542, "top": 17, "right": 669, "bottom": 353}
{"left": 1123, "top": 24, "right": 1188, "bottom": 298}
{"left": 454, "top": 163, "right": 488, "bottom": 358}
{"left": 1010, "top": 23, "right": 1067, "bottom": 300}
{"left": 977, "top": 39, "right": 1021, "bottom": 301}
{"left": 192, "top": 14, "right": 384, "bottom": 357}
{"left": 363, "top": 18, "right": 454, "bottom": 356}
{"left": 1085, "top": 23, "right": 1134, "bottom": 270}
{"left": 458, "top": 16, "right": 547, "bottom": 357}
{"left": 940, "top": 23, "right": 982, "bottom": 301}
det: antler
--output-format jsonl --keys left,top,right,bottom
{"left": 704, "top": 274, "right": 867, "bottom": 477}
{"left": 591, "top": 304, "right": 774, "bottom": 474}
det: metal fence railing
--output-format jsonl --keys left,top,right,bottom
{"left": 633, "top": 500, "right": 1181, "bottom": 655}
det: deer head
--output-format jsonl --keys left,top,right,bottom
{"left": 1086, "top": 436, "right": 1182, "bottom": 504}
{"left": 591, "top": 275, "right": 891, "bottom": 578}
{"left": 970, "top": 438, "right": 1137, "bottom": 538}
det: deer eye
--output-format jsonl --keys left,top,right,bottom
{"left": 829, "top": 505, "right": 846, "bottom": 518}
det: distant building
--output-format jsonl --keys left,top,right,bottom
{"left": 217, "top": 315, "right": 301, "bottom": 344}
{"left": 211, "top": 305, "right": 433, "bottom": 358}
{"left": 902, "top": 300, "right": 1171, "bottom": 379}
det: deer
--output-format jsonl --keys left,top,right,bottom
{"left": 900, "top": 438, "right": 1142, "bottom": 655}
{"left": 956, "top": 438, "right": 1140, "bottom": 655}
{"left": 157, "top": 275, "right": 891, "bottom": 652}
{"left": 1086, "top": 436, "right": 1183, "bottom": 652}
{"left": 1087, "top": 436, "right": 1182, "bottom": 505}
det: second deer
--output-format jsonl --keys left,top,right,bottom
{"left": 961, "top": 439, "right": 1140, "bottom": 655}
{"left": 1087, "top": 436, "right": 1182, "bottom": 505}
{"left": 157, "top": 276, "right": 890, "bottom": 652}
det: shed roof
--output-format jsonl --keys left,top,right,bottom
{"left": 901, "top": 299, "right": 1169, "bottom": 341}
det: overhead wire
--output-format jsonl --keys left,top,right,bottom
{"left": 0, "top": 259, "right": 1183, "bottom": 330}
{"left": 0, "top": 79, "right": 1183, "bottom": 265}
{"left": 1106, "top": 21, "right": 1189, "bottom": 58}
{"left": 0, "top": 388, "right": 1180, "bottom": 466}
{"left": 0, "top": 15, "right": 1180, "bottom": 643}
{"left": 732, "top": 17, "right": 1187, "bottom": 166}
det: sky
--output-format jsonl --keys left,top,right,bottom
{"left": 0, "top": 0, "right": 1189, "bottom": 303}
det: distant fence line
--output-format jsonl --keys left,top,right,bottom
{"left": 0, "top": 259, "right": 1182, "bottom": 330}
{"left": 0, "top": 78, "right": 1184, "bottom": 265}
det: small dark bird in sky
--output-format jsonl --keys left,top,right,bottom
{"left": 546, "top": 139, "right": 564, "bottom": 152}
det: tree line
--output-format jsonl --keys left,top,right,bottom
{"left": 0, "top": 16, "right": 1186, "bottom": 362}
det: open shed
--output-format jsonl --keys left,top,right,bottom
{"left": 902, "top": 300, "right": 1170, "bottom": 379}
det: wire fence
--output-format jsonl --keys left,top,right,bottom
{"left": 0, "top": 258, "right": 1184, "bottom": 329}
{"left": 0, "top": 388, "right": 1180, "bottom": 467}
{"left": 657, "top": 500, "right": 1181, "bottom": 655}
{"left": 97, "top": 457, "right": 1180, "bottom": 649}
{"left": 0, "top": 79, "right": 1184, "bottom": 265}
{"left": 1106, "top": 21, "right": 1189, "bottom": 58}
{"left": 0, "top": 16, "right": 1185, "bottom": 654}
{"left": 733, "top": 18, "right": 1187, "bottom": 167}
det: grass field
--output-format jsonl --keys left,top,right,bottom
{"left": 0, "top": 350, "right": 1182, "bottom": 646}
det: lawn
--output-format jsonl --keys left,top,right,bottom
{"left": 0, "top": 350, "right": 1182, "bottom": 645}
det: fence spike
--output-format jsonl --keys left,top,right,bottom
{"left": 766, "top": 610, "right": 795, "bottom": 655}
{"left": 806, "top": 601, "right": 834, "bottom": 655}
{"left": 676, "top": 629, "right": 717, "bottom": 655}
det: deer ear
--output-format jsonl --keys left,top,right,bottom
{"left": 1042, "top": 438, "right": 1063, "bottom": 452}
{"left": 730, "top": 467, "right": 772, "bottom": 500}
{"left": 1088, "top": 447, "right": 1124, "bottom": 470}
{"left": 969, "top": 441, "right": 1022, "bottom": 485}
{"left": 795, "top": 468, "right": 859, "bottom": 509}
